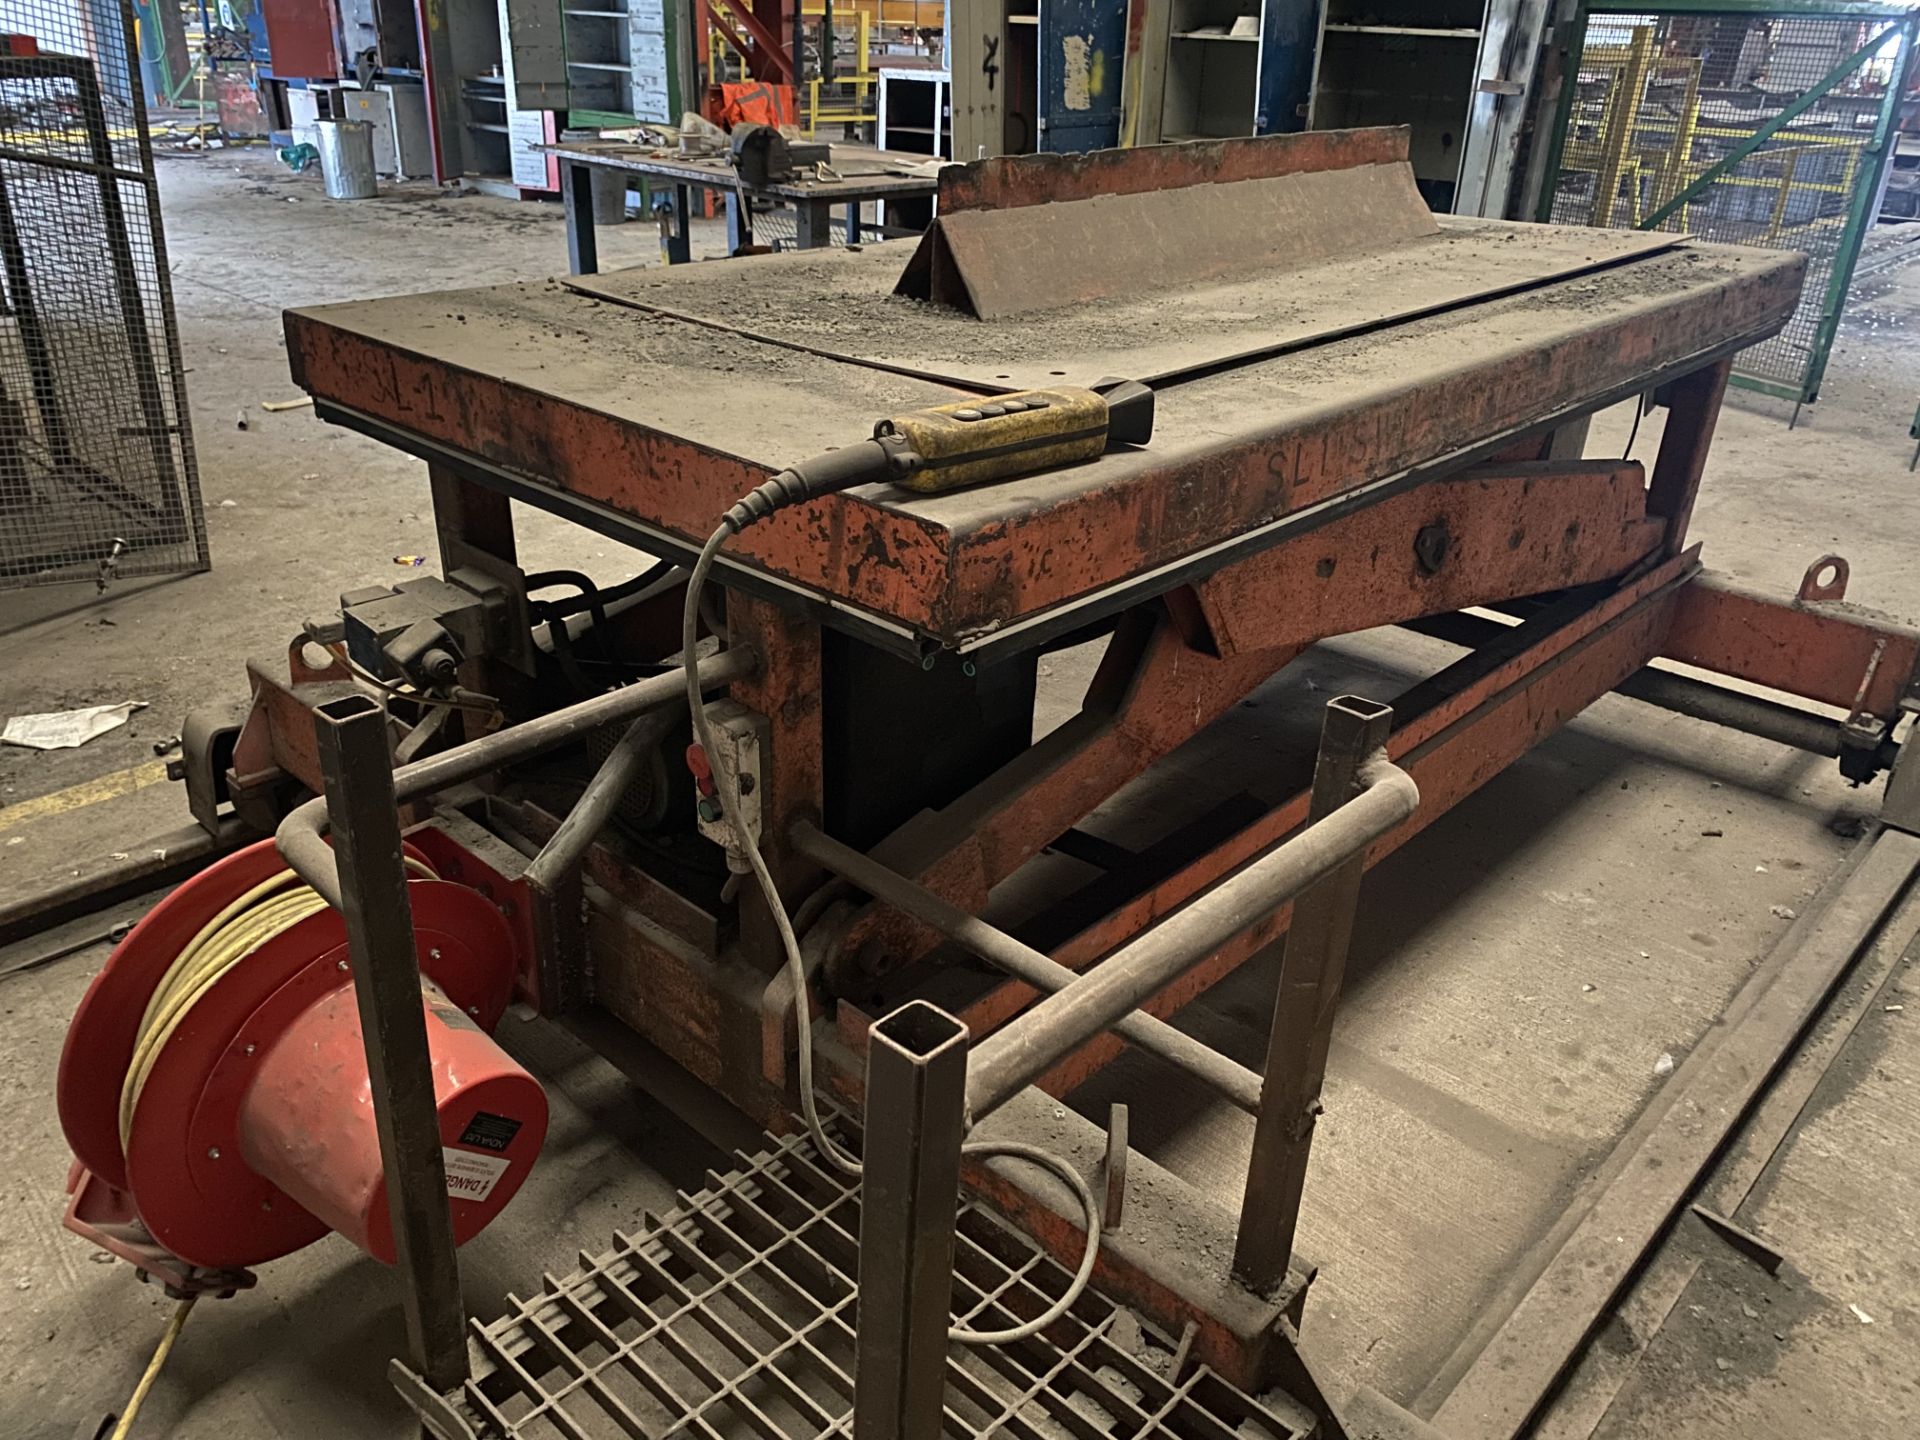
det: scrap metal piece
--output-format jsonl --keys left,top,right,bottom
{"left": 1689, "top": 1204, "right": 1786, "bottom": 1276}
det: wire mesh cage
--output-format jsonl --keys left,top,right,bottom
{"left": 0, "top": 0, "right": 206, "bottom": 591}
{"left": 1538, "top": 2, "right": 1916, "bottom": 405}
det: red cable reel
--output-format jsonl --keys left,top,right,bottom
{"left": 56, "top": 837, "right": 548, "bottom": 1292}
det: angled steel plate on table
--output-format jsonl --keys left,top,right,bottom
{"left": 893, "top": 162, "right": 1440, "bottom": 318}
{"left": 562, "top": 216, "right": 1685, "bottom": 392}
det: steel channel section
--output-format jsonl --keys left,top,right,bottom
{"left": 855, "top": 1002, "right": 970, "bottom": 1440}
{"left": 788, "top": 820, "right": 1265, "bottom": 1113}
{"left": 1433, "top": 825, "right": 1920, "bottom": 1439}
{"left": 1234, "top": 697, "right": 1393, "bottom": 1292}
{"left": 312, "top": 694, "right": 467, "bottom": 1392}
{"left": 963, "top": 702, "right": 1419, "bottom": 1123}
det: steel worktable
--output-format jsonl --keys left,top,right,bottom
{"left": 267, "top": 130, "right": 1920, "bottom": 1423}
{"left": 534, "top": 137, "right": 941, "bottom": 271}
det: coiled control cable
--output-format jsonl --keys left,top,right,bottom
{"left": 118, "top": 857, "right": 437, "bottom": 1154}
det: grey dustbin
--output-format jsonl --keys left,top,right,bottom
{"left": 315, "top": 119, "right": 378, "bottom": 200}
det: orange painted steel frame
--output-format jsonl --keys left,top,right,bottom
{"left": 230, "top": 378, "right": 1920, "bottom": 1399}
{"left": 380, "top": 367, "right": 1914, "bottom": 1305}
{"left": 254, "top": 135, "right": 1920, "bottom": 1392}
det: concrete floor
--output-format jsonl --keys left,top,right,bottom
{"left": 4, "top": 150, "right": 1920, "bottom": 1439}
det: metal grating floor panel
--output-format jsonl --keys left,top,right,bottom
{"left": 455, "top": 1131, "right": 1313, "bottom": 1440}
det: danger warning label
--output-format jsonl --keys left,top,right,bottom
{"left": 443, "top": 1147, "right": 512, "bottom": 1203}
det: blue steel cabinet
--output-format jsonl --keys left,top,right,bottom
{"left": 1255, "top": 0, "right": 1320, "bottom": 134}
{"left": 1037, "top": 0, "right": 1129, "bottom": 151}
{"left": 1159, "top": 0, "right": 1321, "bottom": 141}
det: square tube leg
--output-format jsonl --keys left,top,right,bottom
{"left": 795, "top": 197, "right": 834, "bottom": 248}
{"left": 1233, "top": 696, "right": 1394, "bottom": 1291}
{"left": 315, "top": 694, "right": 468, "bottom": 1392}
{"left": 667, "top": 184, "right": 693, "bottom": 264}
{"left": 726, "top": 190, "right": 755, "bottom": 253}
{"left": 855, "top": 1001, "right": 969, "bottom": 1440}
{"left": 562, "top": 161, "right": 598, "bottom": 276}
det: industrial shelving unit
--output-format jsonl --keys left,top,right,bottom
{"left": 1308, "top": 0, "right": 1490, "bottom": 208}
{"left": 560, "top": 0, "right": 676, "bottom": 124}
{"left": 1162, "top": 0, "right": 1265, "bottom": 140}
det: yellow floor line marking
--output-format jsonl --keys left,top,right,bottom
{"left": 0, "top": 761, "right": 171, "bottom": 834}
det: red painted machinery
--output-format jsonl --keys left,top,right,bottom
{"left": 57, "top": 836, "right": 547, "bottom": 1293}
{"left": 87, "top": 127, "right": 1920, "bottom": 1437}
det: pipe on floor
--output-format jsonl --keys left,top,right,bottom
{"left": 789, "top": 820, "right": 1265, "bottom": 1115}
{"left": 279, "top": 647, "right": 758, "bottom": 909}
{"left": 964, "top": 755, "right": 1419, "bottom": 1123}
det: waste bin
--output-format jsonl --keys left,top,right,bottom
{"left": 315, "top": 119, "right": 378, "bottom": 200}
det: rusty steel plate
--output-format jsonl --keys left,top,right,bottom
{"left": 285, "top": 233, "right": 1802, "bottom": 656}
{"left": 561, "top": 216, "right": 1685, "bottom": 394}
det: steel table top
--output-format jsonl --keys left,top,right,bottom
{"left": 285, "top": 216, "right": 1801, "bottom": 659}
{"left": 536, "top": 138, "right": 942, "bottom": 202}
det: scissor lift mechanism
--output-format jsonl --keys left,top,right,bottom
{"left": 154, "top": 129, "right": 1920, "bottom": 1437}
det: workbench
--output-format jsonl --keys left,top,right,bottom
{"left": 535, "top": 137, "right": 942, "bottom": 271}
{"left": 257, "top": 129, "right": 1920, "bottom": 1434}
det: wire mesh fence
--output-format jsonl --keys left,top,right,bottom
{"left": 1539, "top": 5, "right": 1915, "bottom": 405}
{"left": 0, "top": 0, "right": 206, "bottom": 591}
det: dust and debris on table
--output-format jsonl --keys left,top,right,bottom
{"left": 2, "top": 702, "right": 148, "bottom": 750}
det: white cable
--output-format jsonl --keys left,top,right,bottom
{"left": 681, "top": 508, "right": 1103, "bottom": 1346}
{"left": 683, "top": 521, "right": 861, "bottom": 1176}
{"left": 947, "top": 1140, "right": 1101, "bottom": 1345}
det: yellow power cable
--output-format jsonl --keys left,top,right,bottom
{"left": 116, "top": 859, "right": 436, "bottom": 1154}
{"left": 108, "top": 1296, "right": 196, "bottom": 1440}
